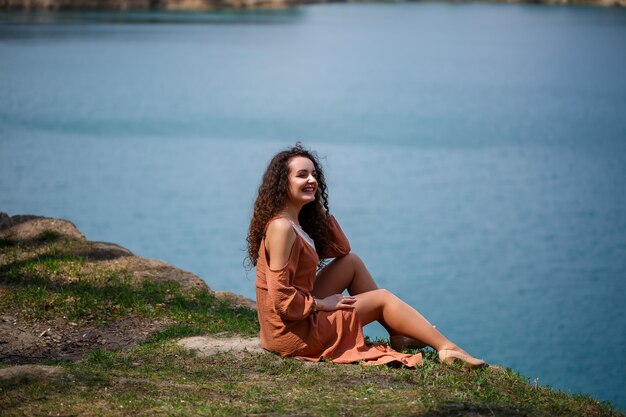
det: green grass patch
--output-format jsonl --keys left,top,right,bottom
{"left": 0, "top": 233, "right": 621, "bottom": 416}
{"left": 2, "top": 339, "right": 621, "bottom": 416}
{"left": 0, "top": 240, "right": 260, "bottom": 367}
{"left": 0, "top": 244, "right": 257, "bottom": 334}
{"left": 0, "top": 275, "right": 258, "bottom": 336}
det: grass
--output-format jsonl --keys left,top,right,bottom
{"left": 0, "top": 230, "right": 622, "bottom": 416}
{"left": 0, "top": 233, "right": 258, "bottom": 336}
{"left": 2, "top": 342, "right": 619, "bottom": 416}
{"left": 0, "top": 253, "right": 257, "bottom": 335}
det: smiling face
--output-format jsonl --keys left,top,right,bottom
{"left": 286, "top": 156, "right": 318, "bottom": 208}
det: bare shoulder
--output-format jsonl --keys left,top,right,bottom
{"left": 266, "top": 217, "right": 294, "bottom": 237}
{"left": 265, "top": 218, "right": 297, "bottom": 269}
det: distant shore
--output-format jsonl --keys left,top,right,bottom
{"left": 1, "top": 0, "right": 624, "bottom": 11}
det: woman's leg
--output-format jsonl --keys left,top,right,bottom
{"left": 314, "top": 254, "right": 403, "bottom": 337}
{"left": 313, "top": 253, "right": 378, "bottom": 297}
{"left": 354, "top": 289, "right": 486, "bottom": 366}
{"left": 313, "top": 254, "right": 432, "bottom": 347}
{"left": 353, "top": 289, "right": 458, "bottom": 352}
{"left": 354, "top": 289, "right": 486, "bottom": 367}
{"left": 315, "top": 259, "right": 485, "bottom": 365}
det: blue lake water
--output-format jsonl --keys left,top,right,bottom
{"left": 1, "top": 4, "right": 625, "bottom": 410}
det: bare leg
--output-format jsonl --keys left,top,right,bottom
{"left": 314, "top": 257, "right": 485, "bottom": 366}
{"left": 314, "top": 254, "right": 405, "bottom": 336}
{"left": 353, "top": 289, "right": 459, "bottom": 352}
{"left": 353, "top": 289, "right": 486, "bottom": 367}
{"left": 352, "top": 288, "right": 487, "bottom": 367}
{"left": 313, "top": 253, "right": 378, "bottom": 297}
{"left": 314, "top": 254, "right": 431, "bottom": 347}
{"left": 315, "top": 258, "right": 485, "bottom": 366}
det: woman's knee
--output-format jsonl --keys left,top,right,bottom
{"left": 342, "top": 252, "right": 365, "bottom": 269}
{"left": 355, "top": 288, "right": 393, "bottom": 320}
{"left": 368, "top": 288, "right": 393, "bottom": 304}
{"left": 374, "top": 289, "right": 404, "bottom": 311}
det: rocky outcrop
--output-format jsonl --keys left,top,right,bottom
{"left": 0, "top": 211, "right": 209, "bottom": 291}
{"left": 502, "top": 0, "right": 625, "bottom": 5}
{"left": 1, "top": 0, "right": 624, "bottom": 9}
{"left": 0, "top": 211, "right": 257, "bottom": 363}
{"left": 0, "top": 211, "right": 255, "bottom": 305}
{"left": 0, "top": 0, "right": 148, "bottom": 10}
{"left": 0, "top": 212, "right": 85, "bottom": 241}
{"left": 0, "top": 0, "right": 298, "bottom": 10}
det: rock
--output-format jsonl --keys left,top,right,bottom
{"left": 0, "top": 212, "right": 11, "bottom": 229}
{"left": 0, "top": 212, "right": 85, "bottom": 241}
{"left": 0, "top": 212, "right": 208, "bottom": 291}
{"left": 96, "top": 256, "right": 209, "bottom": 291}
{"left": 177, "top": 336, "right": 265, "bottom": 357}
{"left": 74, "top": 241, "right": 134, "bottom": 260}
{"left": 1, "top": 0, "right": 624, "bottom": 10}
{"left": 0, "top": 365, "right": 66, "bottom": 387}
{"left": 0, "top": 213, "right": 260, "bottom": 363}
{"left": 0, "top": 0, "right": 150, "bottom": 11}
{"left": 214, "top": 291, "right": 257, "bottom": 310}
{"left": 0, "top": 0, "right": 297, "bottom": 11}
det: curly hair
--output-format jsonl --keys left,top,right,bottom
{"left": 246, "top": 143, "right": 332, "bottom": 269}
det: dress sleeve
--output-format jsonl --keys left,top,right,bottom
{"left": 319, "top": 215, "right": 351, "bottom": 259}
{"left": 266, "top": 242, "right": 316, "bottom": 321}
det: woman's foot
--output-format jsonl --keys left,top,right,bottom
{"left": 438, "top": 349, "right": 487, "bottom": 369}
{"left": 390, "top": 335, "right": 427, "bottom": 351}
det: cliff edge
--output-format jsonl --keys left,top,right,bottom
{"left": 0, "top": 211, "right": 255, "bottom": 363}
{"left": 1, "top": 212, "right": 621, "bottom": 416}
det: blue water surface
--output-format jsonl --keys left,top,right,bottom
{"left": 1, "top": 4, "right": 625, "bottom": 410}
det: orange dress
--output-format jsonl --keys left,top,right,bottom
{"left": 255, "top": 216, "right": 422, "bottom": 367}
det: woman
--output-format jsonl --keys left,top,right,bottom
{"left": 247, "top": 144, "right": 486, "bottom": 368}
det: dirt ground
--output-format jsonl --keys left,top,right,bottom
{"left": 0, "top": 313, "right": 171, "bottom": 364}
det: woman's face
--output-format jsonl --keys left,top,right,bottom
{"left": 286, "top": 156, "right": 318, "bottom": 208}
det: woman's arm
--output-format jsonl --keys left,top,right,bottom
{"left": 319, "top": 215, "right": 351, "bottom": 259}
{"left": 265, "top": 218, "right": 316, "bottom": 320}
{"left": 313, "top": 294, "right": 356, "bottom": 312}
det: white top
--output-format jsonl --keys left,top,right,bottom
{"left": 289, "top": 220, "right": 316, "bottom": 251}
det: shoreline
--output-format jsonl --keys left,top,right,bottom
{"left": 1, "top": 0, "right": 624, "bottom": 12}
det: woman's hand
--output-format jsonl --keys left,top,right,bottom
{"left": 315, "top": 294, "right": 357, "bottom": 312}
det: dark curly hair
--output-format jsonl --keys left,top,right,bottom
{"left": 246, "top": 143, "right": 332, "bottom": 269}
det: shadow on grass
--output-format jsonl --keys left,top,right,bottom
{"left": 1, "top": 232, "right": 133, "bottom": 262}
{"left": 423, "top": 402, "right": 528, "bottom": 416}
{"left": 0, "top": 229, "right": 66, "bottom": 248}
